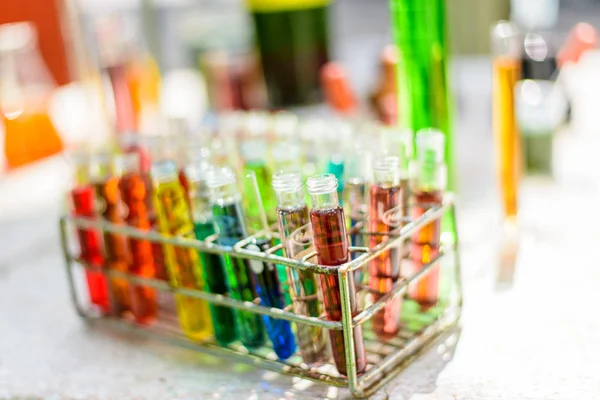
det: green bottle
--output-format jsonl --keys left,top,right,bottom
{"left": 247, "top": 0, "right": 331, "bottom": 107}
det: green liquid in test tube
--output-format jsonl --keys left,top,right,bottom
{"left": 186, "top": 158, "right": 239, "bottom": 346}
{"left": 389, "top": 0, "right": 455, "bottom": 241}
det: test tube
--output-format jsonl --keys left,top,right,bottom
{"left": 492, "top": 21, "right": 522, "bottom": 223}
{"left": 186, "top": 158, "right": 238, "bottom": 346}
{"left": 207, "top": 167, "right": 265, "bottom": 348}
{"left": 307, "top": 174, "right": 366, "bottom": 376}
{"left": 114, "top": 153, "right": 157, "bottom": 324}
{"left": 344, "top": 146, "right": 372, "bottom": 264}
{"left": 240, "top": 112, "right": 277, "bottom": 227}
{"left": 242, "top": 170, "right": 296, "bottom": 360}
{"left": 273, "top": 171, "right": 327, "bottom": 364}
{"left": 151, "top": 160, "right": 213, "bottom": 341}
{"left": 89, "top": 153, "right": 131, "bottom": 316}
{"left": 69, "top": 152, "right": 109, "bottom": 312}
{"left": 368, "top": 156, "right": 406, "bottom": 340}
{"left": 407, "top": 129, "right": 446, "bottom": 309}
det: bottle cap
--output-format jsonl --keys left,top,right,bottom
{"left": 306, "top": 173, "right": 338, "bottom": 195}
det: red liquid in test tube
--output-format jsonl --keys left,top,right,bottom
{"left": 308, "top": 174, "right": 366, "bottom": 376}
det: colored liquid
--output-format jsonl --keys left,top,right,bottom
{"left": 212, "top": 200, "right": 265, "bottom": 348}
{"left": 242, "top": 161, "right": 277, "bottom": 226}
{"left": 493, "top": 58, "right": 521, "bottom": 220}
{"left": 3, "top": 105, "right": 63, "bottom": 169}
{"left": 153, "top": 179, "right": 213, "bottom": 341}
{"left": 251, "top": 4, "right": 330, "bottom": 107}
{"left": 94, "top": 178, "right": 131, "bottom": 316}
{"left": 310, "top": 205, "right": 366, "bottom": 376}
{"left": 105, "top": 64, "right": 136, "bottom": 133}
{"left": 407, "top": 190, "right": 442, "bottom": 309}
{"left": 277, "top": 204, "right": 329, "bottom": 365}
{"left": 119, "top": 172, "right": 157, "bottom": 324}
{"left": 70, "top": 186, "right": 109, "bottom": 312}
{"left": 249, "top": 238, "right": 296, "bottom": 360}
{"left": 368, "top": 184, "right": 405, "bottom": 340}
{"left": 194, "top": 221, "right": 238, "bottom": 346}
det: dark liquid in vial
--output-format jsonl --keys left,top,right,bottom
{"left": 310, "top": 205, "right": 366, "bottom": 376}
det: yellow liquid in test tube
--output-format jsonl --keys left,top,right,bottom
{"left": 492, "top": 57, "right": 521, "bottom": 221}
{"left": 152, "top": 161, "right": 213, "bottom": 341}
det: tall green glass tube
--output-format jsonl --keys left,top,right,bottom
{"left": 390, "top": 0, "right": 453, "bottom": 189}
{"left": 390, "top": 0, "right": 455, "bottom": 239}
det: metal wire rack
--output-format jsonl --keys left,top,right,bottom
{"left": 59, "top": 195, "right": 462, "bottom": 398}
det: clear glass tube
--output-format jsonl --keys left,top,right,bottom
{"left": 273, "top": 171, "right": 329, "bottom": 365}
{"left": 207, "top": 167, "right": 266, "bottom": 348}
{"left": 151, "top": 160, "right": 213, "bottom": 341}
{"left": 307, "top": 174, "right": 366, "bottom": 376}
{"left": 187, "top": 162, "right": 238, "bottom": 346}
{"left": 492, "top": 21, "right": 521, "bottom": 223}
{"left": 408, "top": 129, "right": 446, "bottom": 310}
{"left": 368, "top": 156, "right": 406, "bottom": 340}
{"left": 114, "top": 152, "right": 157, "bottom": 324}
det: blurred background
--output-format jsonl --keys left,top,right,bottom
{"left": 2, "top": 0, "right": 600, "bottom": 398}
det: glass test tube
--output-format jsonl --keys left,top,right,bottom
{"left": 151, "top": 160, "right": 213, "bottom": 341}
{"left": 273, "top": 172, "right": 329, "bottom": 365}
{"left": 240, "top": 113, "right": 277, "bottom": 227}
{"left": 69, "top": 153, "right": 109, "bottom": 312}
{"left": 368, "top": 156, "right": 406, "bottom": 340}
{"left": 186, "top": 160, "right": 239, "bottom": 346}
{"left": 114, "top": 153, "right": 157, "bottom": 324}
{"left": 344, "top": 147, "right": 372, "bottom": 266}
{"left": 307, "top": 174, "right": 366, "bottom": 376}
{"left": 407, "top": 129, "right": 446, "bottom": 309}
{"left": 492, "top": 21, "right": 522, "bottom": 223}
{"left": 207, "top": 168, "right": 265, "bottom": 348}
{"left": 242, "top": 170, "right": 296, "bottom": 360}
{"left": 90, "top": 153, "right": 131, "bottom": 316}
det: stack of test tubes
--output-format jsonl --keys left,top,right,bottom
{"left": 66, "top": 111, "right": 451, "bottom": 377}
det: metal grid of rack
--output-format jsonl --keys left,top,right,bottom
{"left": 59, "top": 195, "right": 462, "bottom": 398}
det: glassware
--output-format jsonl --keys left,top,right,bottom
{"left": 407, "top": 129, "right": 446, "bottom": 309}
{"left": 114, "top": 153, "right": 157, "bottom": 324}
{"left": 273, "top": 171, "right": 329, "bottom": 365}
{"left": 248, "top": 0, "right": 331, "bottom": 107}
{"left": 307, "top": 174, "right": 366, "bottom": 376}
{"left": 151, "top": 160, "right": 213, "bottom": 341}
{"left": 0, "top": 22, "right": 63, "bottom": 169}
{"left": 207, "top": 167, "right": 265, "bottom": 348}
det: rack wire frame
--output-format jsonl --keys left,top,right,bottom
{"left": 59, "top": 195, "right": 462, "bottom": 398}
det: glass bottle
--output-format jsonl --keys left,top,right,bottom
{"left": 0, "top": 22, "right": 63, "bottom": 169}
{"left": 407, "top": 129, "right": 447, "bottom": 310}
{"left": 207, "top": 167, "right": 265, "bottom": 348}
{"left": 151, "top": 160, "right": 213, "bottom": 341}
{"left": 307, "top": 174, "right": 366, "bottom": 376}
{"left": 273, "top": 171, "right": 329, "bottom": 365}
{"left": 248, "top": 0, "right": 331, "bottom": 107}
{"left": 114, "top": 152, "right": 157, "bottom": 324}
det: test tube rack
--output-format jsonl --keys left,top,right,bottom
{"left": 59, "top": 195, "right": 462, "bottom": 398}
